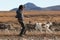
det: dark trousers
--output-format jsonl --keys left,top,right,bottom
{"left": 18, "top": 18, "right": 26, "bottom": 36}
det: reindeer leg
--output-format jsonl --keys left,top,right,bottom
{"left": 46, "top": 26, "right": 53, "bottom": 33}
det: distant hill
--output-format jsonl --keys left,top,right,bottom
{"left": 44, "top": 5, "right": 60, "bottom": 11}
{"left": 10, "top": 8, "right": 18, "bottom": 11}
{"left": 10, "top": 2, "right": 42, "bottom": 11}
{"left": 10, "top": 2, "right": 60, "bottom": 11}
{"left": 24, "top": 3, "right": 42, "bottom": 10}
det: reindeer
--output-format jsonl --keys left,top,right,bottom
{"left": 0, "top": 23, "right": 10, "bottom": 31}
{"left": 50, "top": 21, "right": 60, "bottom": 32}
{"left": 35, "top": 21, "right": 53, "bottom": 33}
{"left": 24, "top": 21, "right": 36, "bottom": 32}
{"left": 43, "top": 21, "right": 53, "bottom": 33}
{"left": 35, "top": 22, "right": 43, "bottom": 32}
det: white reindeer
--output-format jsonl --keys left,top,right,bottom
{"left": 35, "top": 21, "right": 53, "bottom": 33}
{"left": 35, "top": 22, "right": 43, "bottom": 32}
{"left": 44, "top": 21, "right": 53, "bottom": 33}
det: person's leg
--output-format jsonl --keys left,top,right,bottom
{"left": 19, "top": 21, "right": 26, "bottom": 36}
{"left": 17, "top": 18, "right": 26, "bottom": 36}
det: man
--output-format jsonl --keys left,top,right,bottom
{"left": 16, "top": 5, "right": 26, "bottom": 36}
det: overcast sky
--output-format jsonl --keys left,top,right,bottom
{"left": 0, "top": 0, "right": 60, "bottom": 11}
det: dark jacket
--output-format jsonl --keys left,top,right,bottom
{"left": 16, "top": 9, "right": 24, "bottom": 20}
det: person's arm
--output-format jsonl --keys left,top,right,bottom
{"left": 16, "top": 9, "right": 21, "bottom": 18}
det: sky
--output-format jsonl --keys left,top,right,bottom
{"left": 0, "top": 0, "right": 60, "bottom": 11}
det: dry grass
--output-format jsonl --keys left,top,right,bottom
{"left": 0, "top": 11, "right": 60, "bottom": 16}
{"left": 0, "top": 11, "right": 60, "bottom": 36}
{"left": 0, "top": 11, "right": 60, "bottom": 22}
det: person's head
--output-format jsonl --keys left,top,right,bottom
{"left": 18, "top": 5, "right": 24, "bottom": 10}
